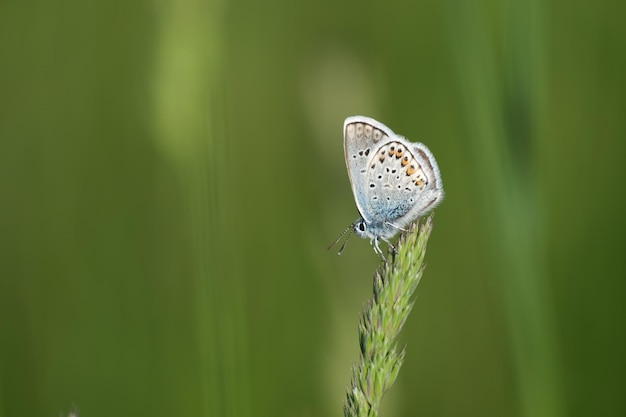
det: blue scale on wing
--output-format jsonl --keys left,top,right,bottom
{"left": 364, "top": 142, "right": 424, "bottom": 225}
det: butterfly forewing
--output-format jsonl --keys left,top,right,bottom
{"left": 343, "top": 117, "right": 393, "bottom": 223}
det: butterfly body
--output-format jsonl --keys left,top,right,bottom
{"left": 342, "top": 116, "right": 444, "bottom": 255}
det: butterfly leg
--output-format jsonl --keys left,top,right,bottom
{"left": 370, "top": 237, "right": 396, "bottom": 259}
{"left": 385, "top": 221, "right": 407, "bottom": 233}
{"left": 370, "top": 238, "right": 385, "bottom": 259}
{"left": 382, "top": 237, "right": 397, "bottom": 253}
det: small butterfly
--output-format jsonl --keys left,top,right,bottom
{"left": 331, "top": 116, "right": 444, "bottom": 256}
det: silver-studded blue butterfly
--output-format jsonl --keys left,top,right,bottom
{"left": 332, "top": 116, "right": 444, "bottom": 256}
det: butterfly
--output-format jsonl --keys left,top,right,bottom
{"left": 331, "top": 116, "right": 444, "bottom": 256}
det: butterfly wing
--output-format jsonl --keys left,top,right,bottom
{"left": 343, "top": 116, "right": 396, "bottom": 223}
{"left": 361, "top": 136, "right": 443, "bottom": 230}
{"left": 390, "top": 141, "right": 444, "bottom": 228}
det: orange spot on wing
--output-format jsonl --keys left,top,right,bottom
{"left": 406, "top": 165, "right": 416, "bottom": 175}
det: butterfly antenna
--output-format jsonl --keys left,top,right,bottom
{"left": 328, "top": 225, "right": 353, "bottom": 255}
{"left": 337, "top": 229, "right": 354, "bottom": 255}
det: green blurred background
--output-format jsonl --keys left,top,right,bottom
{"left": 1, "top": 0, "right": 625, "bottom": 416}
